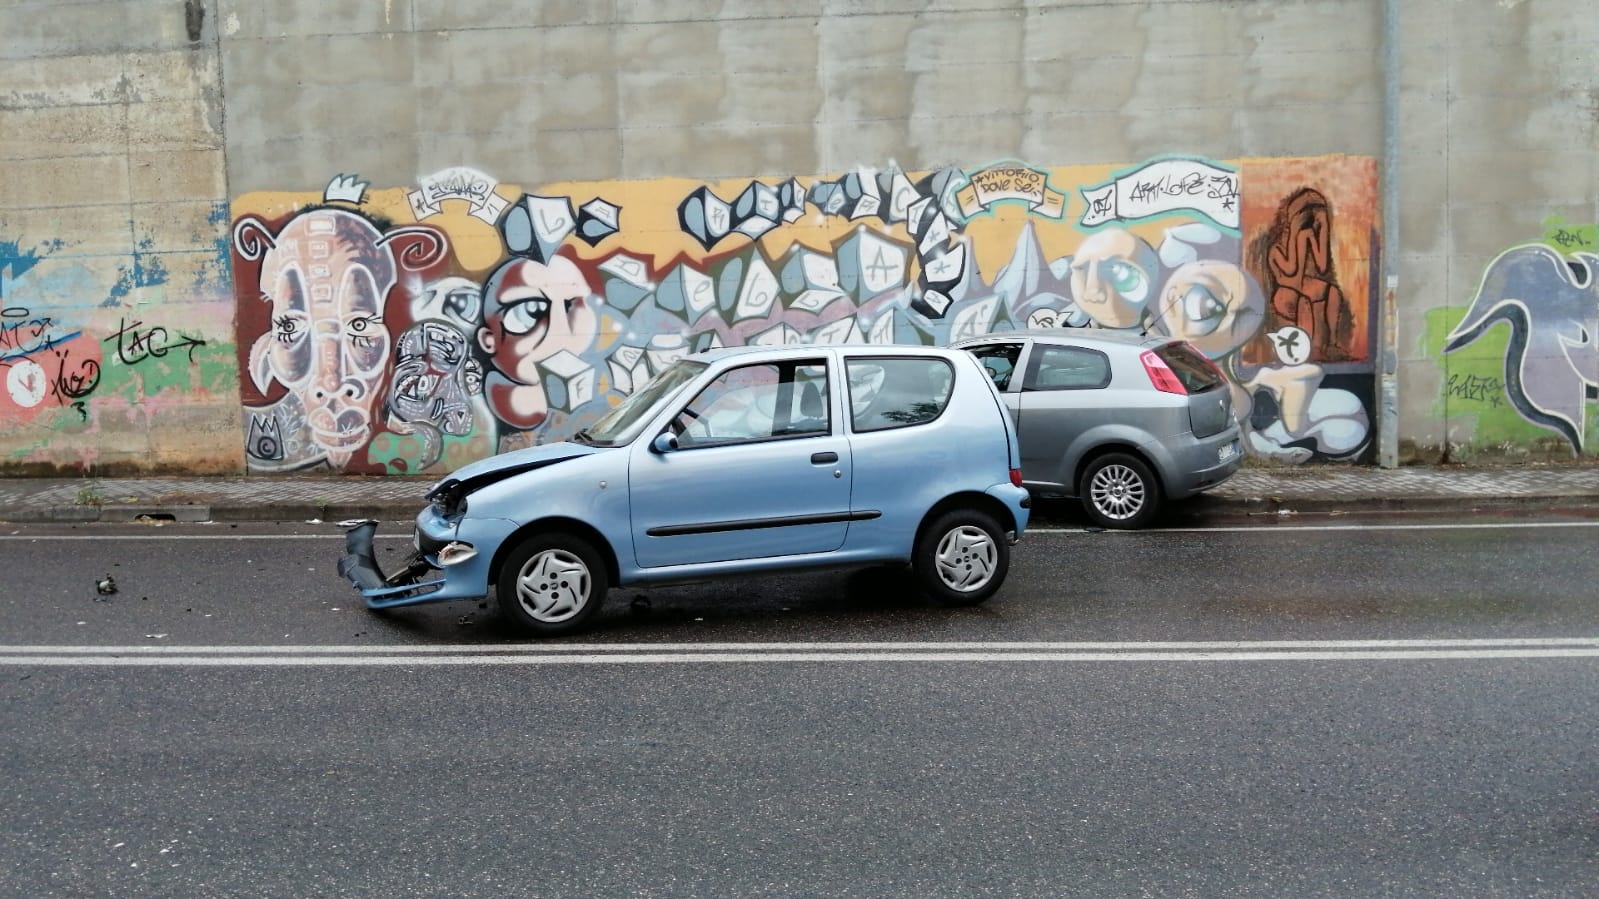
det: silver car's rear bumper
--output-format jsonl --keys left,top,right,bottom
{"left": 1163, "top": 431, "right": 1243, "bottom": 499}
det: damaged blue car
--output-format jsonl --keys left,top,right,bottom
{"left": 339, "top": 344, "right": 1031, "bottom": 637}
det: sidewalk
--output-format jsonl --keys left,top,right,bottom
{"left": 3, "top": 462, "right": 1599, "bottom": 524}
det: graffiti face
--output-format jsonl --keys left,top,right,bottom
{"left": 390, "top": 322, "right": 481, "bottom": 436}
{"left": 477, "top": 255, "right": 597, "bottom": 428}
{"left": 234, "top": 207, "right": 446, "bottom": 469}
{"left": 249, "top": 210, "right": 394, "bottom": 462}
{"left": 1152, "top": 260, "right": 1264, "bottom": 359}
{"left": 1069, "top": 228, "right": 1159, "bottom": 328}
{"left": 1446, "top": 244, "right": 1599, "bottom": 453}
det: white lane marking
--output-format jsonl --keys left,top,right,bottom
{"left": 4, "top": 521, "right": 1599, "bottom": 541}
{"left": 4, "top": 650, "right": 1598, "bottom": 666}
{"left": 0, "top": 534, "right": 411, "bottom": 541}
{"left": 7, "top": 638, "right": 1599, "bottom": 654}
{"left": 3, "top": 639, "right": 1597, "bottom": 666}
{"left": 1029, "top": 521, "right": 1599, "bottom": 535}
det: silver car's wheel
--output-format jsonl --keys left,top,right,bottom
{"left": 497, "top": 534, "right": 608, "bottom": 636}
{"left": 913, "top": 509, "right": 1010, "bottom": 606}
{"left": 1081, "top": 452, "right": 1161, "bottom": 530}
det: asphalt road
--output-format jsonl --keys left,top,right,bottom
{"left": 3, "top": 511, "right": 1598, "bottom": 897}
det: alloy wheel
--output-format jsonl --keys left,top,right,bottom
{"left": 1089, "top": 463, "right": 1147, "bottom": 521}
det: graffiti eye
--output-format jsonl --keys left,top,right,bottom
{"left": 1107, "top": 261, "right": 1146, "bottom": 297}
{"left": 411, "top": 374, "right": 438, "bottom": 397}
{"left": 445, "top": 288, "right": 481, "bottom": 320}
{"left": 501, "top": 298, "right": 551, "bottom": 336}
{"left": 1181, "top": 286, "right": 1226, "bottom": 335}
{"left": 273, "top": 315, "right": 305, "bottom": 345}
{"left": 346, "top": 314, "right": 384, "bottom": 348}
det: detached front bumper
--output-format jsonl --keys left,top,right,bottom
{"left": 337, "top": 519, "right": 451, "bottom": 610}
{"left": 337, "top": 510, "right": 515, "bottom": 610}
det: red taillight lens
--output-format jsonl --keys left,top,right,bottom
{"left": 1009, "top": 468, "right": 1024, "bottom": 487}
{"left": 1140, "top": 350, "right": 1188, "bottom": 395}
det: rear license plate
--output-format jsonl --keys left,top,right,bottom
{"left": 1219, "top": 441, "right": 1238, "bottom": 462}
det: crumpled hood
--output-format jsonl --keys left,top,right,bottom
{"left": 425, "top": 442, "right": 604, "bottom": 500}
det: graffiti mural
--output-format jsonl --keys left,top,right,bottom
{"left": 229, "top": 155, "right": 1381, "bottom": 474}
{"left": 1441, "top": 226, "right": 1599, "bottom": 455}
{"left": 1, "top": 231, "right": 238, "bottom": 473}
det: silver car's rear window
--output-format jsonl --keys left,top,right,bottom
{"left": 1152, "top": 342, "right": 1224, "bottom": 392}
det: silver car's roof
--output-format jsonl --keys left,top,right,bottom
{"left": 952, "top": 328, "right": 1169, "bottom": 350}
{"left": 687, "top": 343, "right": 970, "bottom": 365}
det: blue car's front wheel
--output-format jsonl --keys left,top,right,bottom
{"left": 497, "top": 533, "right": 609, "bottom": 637}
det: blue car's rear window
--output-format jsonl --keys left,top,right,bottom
{"left": 847, "top": 357, "right": 954, "bottom": 432}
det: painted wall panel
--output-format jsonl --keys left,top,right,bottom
{"left": 228, "top": 155, "right": 1379, "bottom": 474}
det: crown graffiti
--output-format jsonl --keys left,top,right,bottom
{"left": 325, "top": 173, "right": 369, "bottom": 205}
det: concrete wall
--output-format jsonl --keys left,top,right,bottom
{"left": 1, "top": 0, "right": 1595, "bottom": 474}
{"left": 0, "top": 0, "right": 238, "bottom": 474}
{"left": 1395, "top": 0, "right": 1599, "bottom": 461}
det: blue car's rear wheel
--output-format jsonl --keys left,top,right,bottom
{"left": 913, "top": 509, "right": 1008, "bottom": 606}
{"left": 497, "top": 533, "right": 608, "bottom": 637}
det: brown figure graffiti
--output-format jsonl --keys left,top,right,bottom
{"left": 233, "top": 208, "right": 446, "bottom": 470}
{"left": 1253, "top": 188, "right": 1350, "bottom": 361}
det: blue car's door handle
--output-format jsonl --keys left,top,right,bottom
{"left": 811, "top": 452, "right": 838, "bottom": 464}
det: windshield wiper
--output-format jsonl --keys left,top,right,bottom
{"left": 570, "top": 428, "right": 594, "bottom": 445}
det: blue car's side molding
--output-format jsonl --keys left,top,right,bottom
{"left": 646, "top": 510, "right": 882, "bottom": 537}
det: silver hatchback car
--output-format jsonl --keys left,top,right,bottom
{"left": 951, "top": 329, "right": 1242, "bottom": 529}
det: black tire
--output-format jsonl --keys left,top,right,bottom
{"left": 496, "top": 532, "right": 608, "bottom": 637}
{"left": 1080, "top": 452, "right": 1161, "bottom": 530}
{"left": 912, "top": 509, "right": 1010, "bottom": 607}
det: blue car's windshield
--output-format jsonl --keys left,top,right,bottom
{"left": 581, "top": 359, "right": 707, "bottom": 445}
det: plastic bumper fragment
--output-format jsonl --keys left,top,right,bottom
{"left": 337, "top": 519, "right": 448, "bottom": 609}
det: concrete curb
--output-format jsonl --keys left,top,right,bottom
{"left": 1180, "top": 492, "right": 1599, "bottom": 519}
{"left": 4, "top": 501, "right": 421, "bottom": 525}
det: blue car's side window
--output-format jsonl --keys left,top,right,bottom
{"left": 672, "top": 361, "right": 830, "bottom": 447}
{"left": 847, "top": 357, "right": 954, "bottom": 432}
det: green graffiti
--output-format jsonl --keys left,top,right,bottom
{"left": 1424, "top": 307, "right": 1599, "bottom": 449}
{"left": 367, "top": 429, "right": 493, "bottom": 475}
{"left": 1540, "top": 216, "right": 1598, "bottom": 253}
{"left": 95, "top": 342, "right": 238, "bottom": 401}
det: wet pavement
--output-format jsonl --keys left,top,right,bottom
{"left": 3, "top": 461, "right": 1599, "bottom": 524}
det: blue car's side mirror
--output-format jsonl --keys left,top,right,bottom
{"left": 651, "top": 432, "right": 679, "bottom": 454}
